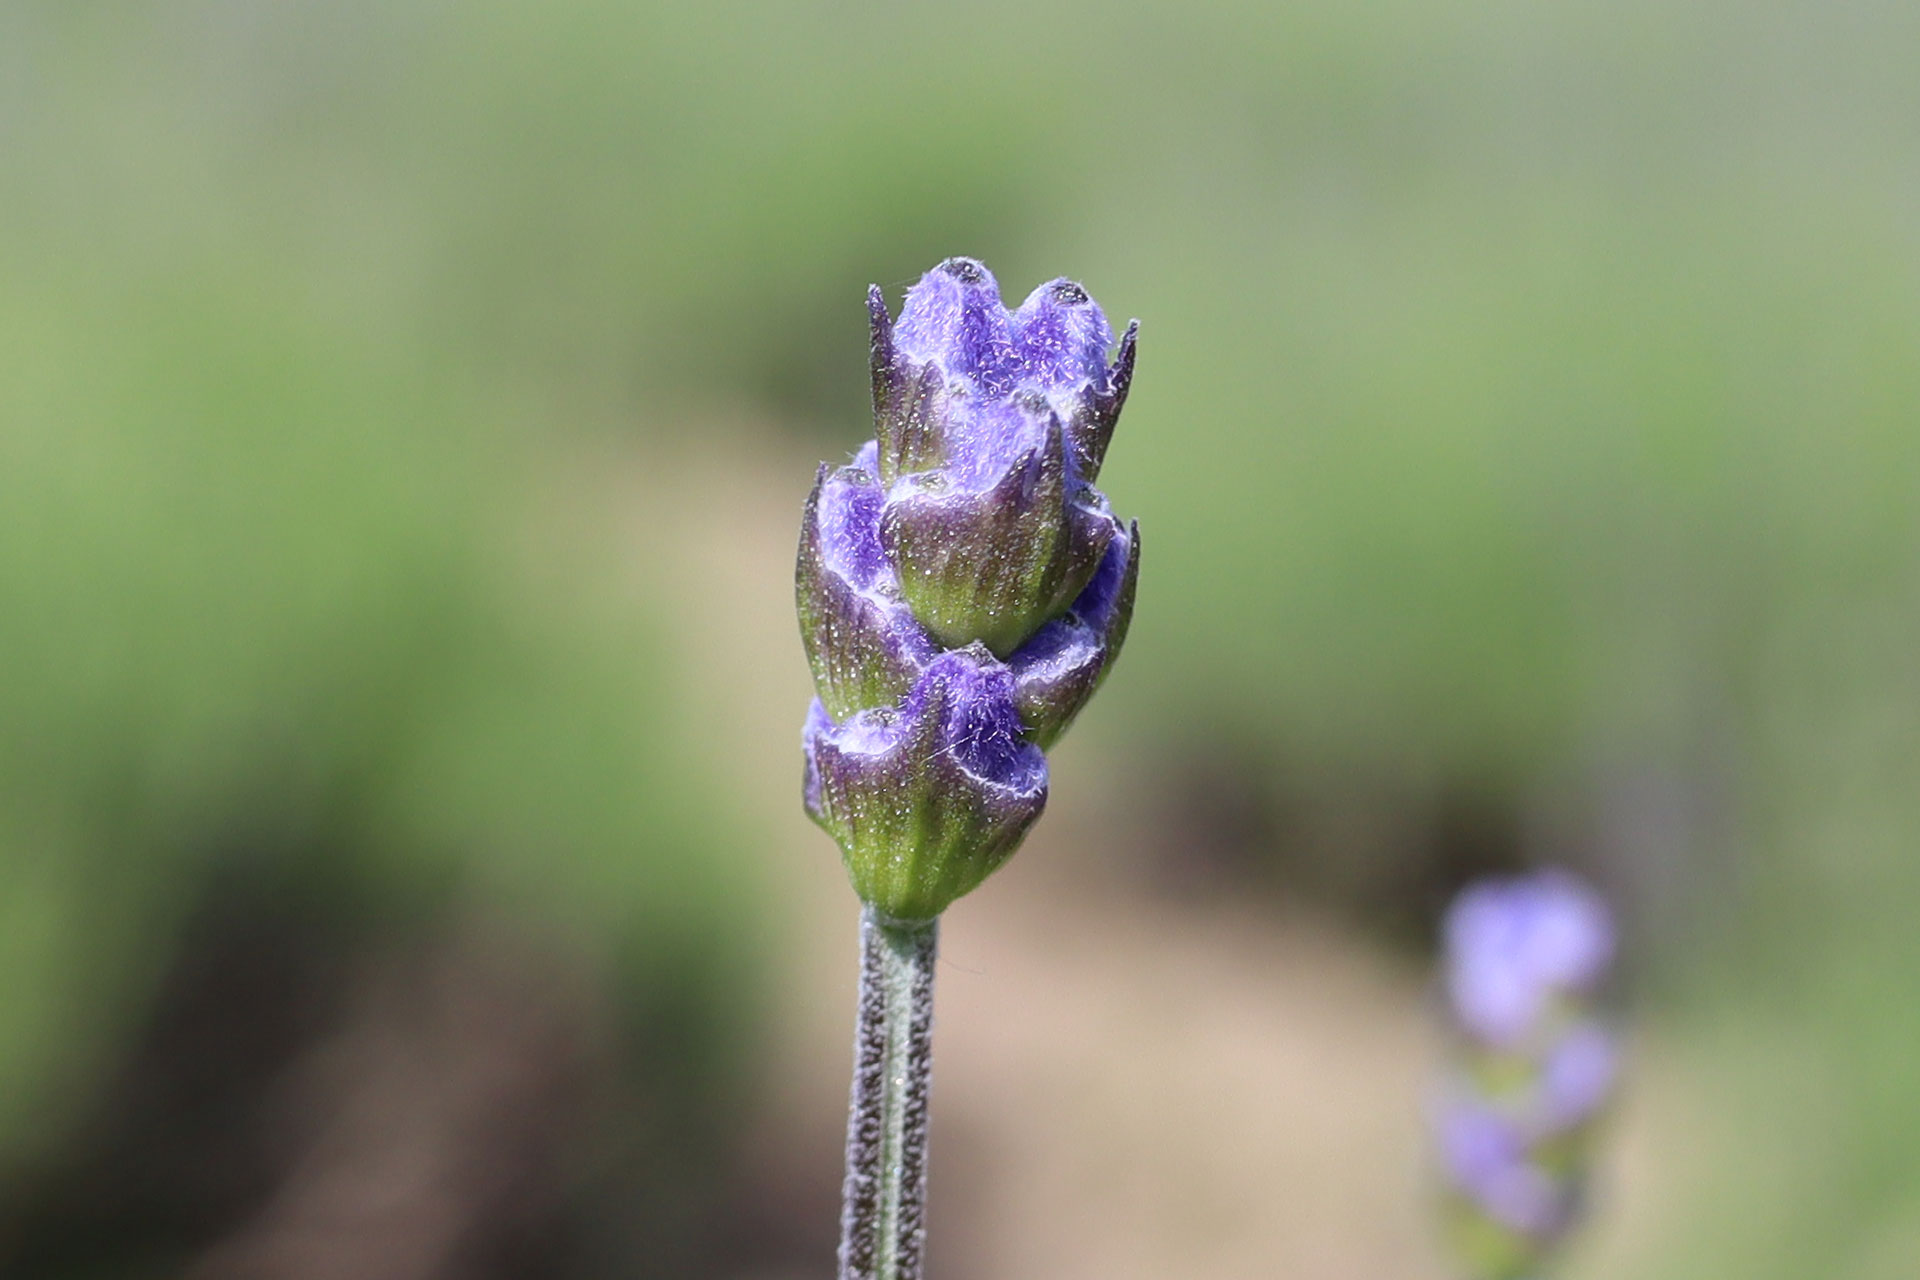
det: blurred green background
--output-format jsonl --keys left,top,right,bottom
{"left": 3, "top": 1, "right": 1917, "bottom": 1277}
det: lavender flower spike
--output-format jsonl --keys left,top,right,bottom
{"left": 1432, "top": 870, "right": 1622, "bottom": 1280}
{"left": 798, "top": 260, "right": 1143, "bottom": 1280}
{"left": 800, "top": 258, "right": 1141, "bottom": 923}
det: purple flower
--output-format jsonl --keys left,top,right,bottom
{"left": 796, "top": 451, "right": 937, "bottom": 721}
{"left": 804, "top": 648, "right": 1048, "bottom": 923}
{"left": 1005, "top": 523, "right": 1140, "bottom": 748}
{"left": 1445, "top": 869, "right": 1615, "bottom": 1048}
{"left": 799, "top": 259, "right": 1141, "bottom": 920}
{"left": 1437, "top": 1098, "right": 1576, "bottom": 1241}
{"left": 1432, "top": 870, "right": 1621, "bottom": 1277}
{"left": 1536, "top": 1019, "right": 1619, "bottom": 1130}
{"left": 866, "top": 258, "right": 1136, "bottom": 656}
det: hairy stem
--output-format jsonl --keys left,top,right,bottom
{"left": 838, "top": 906, "right": 938, "bottom": 1280}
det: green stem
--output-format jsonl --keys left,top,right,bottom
{"left": 837, "top": 905, "right": 938, "bottom": 1280}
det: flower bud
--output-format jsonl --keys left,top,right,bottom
{"left": 1437, "top": 1100, "right": 1573, "bottom": 1266}
{"left": 1445, "top": 869, "right": 1615, "bottom": 1050}
{"left": 890, "top": 256, "right": 1017, "bottom": 394}
{"left": 865, "top": 260, "right": 1135, "bottom": 657}
{"left": 1008, "top": 520, "right": 1140, "bottom": 747}
{"left": 1013, "top": 278, "right": 1136, "bottom": 483}
{"left": 799, "top": 259, "right": 1141, "bottom": 918}
{"left": 803, "top": 648, "right": 1047, "bottom": 922}
{"left": 1432, "top": 870, "right": 1621, "bottom": 1280}
{"left": 880, "top": 396, "right": 1121, "bottom": 656}
{"left": 796, "top": 450, "right": 935, "bottom": 720}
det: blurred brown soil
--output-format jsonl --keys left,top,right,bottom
{"left": 184, "top": 925, "right": 595, "bottom": 1280}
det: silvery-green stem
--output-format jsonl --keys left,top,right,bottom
{"left": 837, "top": 905, "right": 938, "bottom": 1280}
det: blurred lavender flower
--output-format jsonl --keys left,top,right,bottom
{"left": 1433, "top": 870, "right": 1620, "bottom": 1280}
{"left": 800, "top": 257, "right": 1140, "bottom": 923}
{"left": 1446, "top": 869, "right": 1615, "bottom": 1048}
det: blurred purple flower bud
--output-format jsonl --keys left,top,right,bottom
{"left": 1535, "top": 1020, "right": 1618, "bottom": 1131}
{"left": 1433, "top": 870, "right": 1620, "bottom": 1278}
{"left": 1446, "top": 869, "right": 1615, "bottom": 1047}
{"left": 1438, "top": 1099, "right": 1575, "bottom": 1242}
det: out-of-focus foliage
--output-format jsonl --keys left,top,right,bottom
{"left": 1, "top": 8, "right": 771, "bottom": 1258}
{"left": 5, "top": 0, "right": 1919, "bottom": 1275}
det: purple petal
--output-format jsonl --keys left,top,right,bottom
{"left": 1008, "top": 521, "right": 1140, "bottom": 747}
{"left": 796, "top": 459, "right": 936, "bottom": 718}
{"left": 803, "top": 648, "right": 1048, "bottom": 920}
{"left": 1013, "top": 277, "right": 1113, "bottom": 394}
{"left": 881, "top": 406, "right": 1117, "bottom": 655}
{"left": 816, "top": 458, "right": 887, "bottom": 589}
{"left": 934, "top": 393, "right": 1054, "bottom": 488}
{"left": 1436, "top": 1099, "right": 1573, "bottom": 1240}
{"left": 1445, "top": 870, "right": 1616, "bottom": 1046}
{"left": 892, "top": 257, "right": 1016, "bottom": 396}
{"left": 1536, "top": 1021, "right": 1618, "bottom": 1130}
